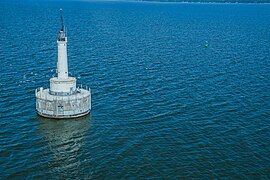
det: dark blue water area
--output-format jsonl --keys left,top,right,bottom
{"left": 0, "top": 0, "right": 270, "bottom": 178}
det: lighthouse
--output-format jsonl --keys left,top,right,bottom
{"left": 35, "top": 10, "right": 91, "bottom": 118}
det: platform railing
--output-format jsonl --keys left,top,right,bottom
{"left": 36, "top": 84, "right": 91, "bottom": 98}
{"left": 77, "top": 84, "right": 91, "bottom": 92}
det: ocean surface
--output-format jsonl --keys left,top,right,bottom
{"left": 0, "top": 0, "right": 270, "bottom": 178}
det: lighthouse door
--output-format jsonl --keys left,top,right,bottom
{"left": 58, "top": 101, "right": 64, "bottom": 115}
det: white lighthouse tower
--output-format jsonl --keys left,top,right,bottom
{"left": 35, "top": 10, "right": 91, "bottom": 118}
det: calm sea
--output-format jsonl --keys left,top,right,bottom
{"left": 0, "top": 0, "right": 270, "bottom": 178}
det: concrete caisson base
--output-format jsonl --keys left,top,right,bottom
{"left": 35, "top": 87, "right": 91, "bottom": 119}
{"left": 37, "top": 110, "right": 90, "bottom": 119}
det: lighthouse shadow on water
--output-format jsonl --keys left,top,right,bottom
{"left": 35, "top": 10, "right": 91, "bottom": 119}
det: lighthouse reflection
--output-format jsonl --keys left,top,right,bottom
{"left": 37, "top": 115, "right": 91, "bottom": 177}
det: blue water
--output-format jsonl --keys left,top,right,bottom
{"left": 0, "top": 0, "right": 270, "bottom": 178}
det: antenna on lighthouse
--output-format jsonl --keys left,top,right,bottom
{"left": 58, "top": 9, "right": 66, "bottom": 41}
{"left": 60, "top": 8, "right": 64, "bottom": 31}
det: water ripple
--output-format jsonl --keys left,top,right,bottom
{"left": 0, "top": 1, "right": 270, "bottom": 179}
